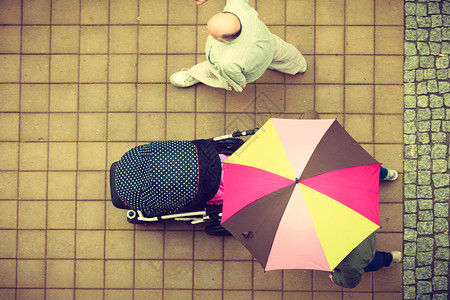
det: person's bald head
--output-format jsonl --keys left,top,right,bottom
{"left": 207, "top": 12, "right": 242, "bottom": 42}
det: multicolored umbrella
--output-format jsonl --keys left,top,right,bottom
{"left": 221, "top": 118, "right": 381, "bottom": 272}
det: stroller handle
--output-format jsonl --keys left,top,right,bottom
{"left": 212, "top": 128, "right": 259, "bottom": 141}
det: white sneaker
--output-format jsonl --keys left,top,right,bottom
{"left": 170, "top": 69, "right": 200, "bottom": 87}
{"left": 298, "top": 63, "right": 307, "bottom": 74}
{"left": 382, "top": 170, "right": 398, "bottom": 181}
{"left": 391, "top": 251, "right": 402, "bottom": 264}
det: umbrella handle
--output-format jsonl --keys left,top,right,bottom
{"left": 212, "top": 128, "right": 259, "bottom": 141}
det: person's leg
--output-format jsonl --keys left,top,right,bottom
{"left": 268, "top": 34, "right": 307, "bottom": 75}
{"left": 379, "top": 166, "right": 389, "bottom": 179}
{"left": 364, "top": 251, "right": 393, "bottom": 272}
{"left": 380, "top": 166, "right": 398, "bottom": 180}
{"left": 188, "top": 61, "right": 232, "bottom": 90}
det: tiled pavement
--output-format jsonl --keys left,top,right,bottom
{"left": 403, "top": 1, "right": 450, "bottom": 299}
{"left": 0, "top": 0, "right": 423, "bottom": 299}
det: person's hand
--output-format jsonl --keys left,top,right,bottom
{"left": 194, "top": 0, "right": 209, "bottom": 5}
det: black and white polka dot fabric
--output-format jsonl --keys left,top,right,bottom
{"left": 115, "top": 141, "right": 199, "bottom": 215}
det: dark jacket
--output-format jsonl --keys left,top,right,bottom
{"left": 331, "top": 232, "right": 376, "bottom": 289}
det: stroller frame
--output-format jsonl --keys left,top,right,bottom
{"left": 110, "top": 128, "right": 258, "bottom": 235}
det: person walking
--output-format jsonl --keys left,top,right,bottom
{"left": 170, "top": 0, "right": 307, "bottom": 92}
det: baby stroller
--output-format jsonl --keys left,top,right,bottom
{"left": 109, "top": 128, "right": 258, "bottom": 236}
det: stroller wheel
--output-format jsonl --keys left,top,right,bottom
{"left": 127, "top": 210, "right": 140, "bottom": 224}
{"left": 205, "top": 224, "right": 232, "bottom": 236}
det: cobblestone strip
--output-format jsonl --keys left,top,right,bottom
{"left": 403, "top": 1, "right": 450, "bottom": 299}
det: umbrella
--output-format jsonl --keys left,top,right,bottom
{"left": 221, "top": 118, "right": 381, "bottom": 272}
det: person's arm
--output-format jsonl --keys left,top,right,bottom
{"left": 219, "top": 63, "right": 246, "bottom": 92}
{"left": 330, "top": 268, "right": 364, "bottom": 289}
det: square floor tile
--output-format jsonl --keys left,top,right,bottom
{"left": 315, "top": 55, "right": 344, "bottom": 84}
{"left": 0, "top": 172, "right": 16, "bottom": 199}
{"left": 139, "top": 26, "right": 167, "bottom": 54}
{"left": 75, "top": 260, "right": 105, "bottom": 288}
{"left": 21, "top": 55, "right": 50, "bottom": 83}
{"left": 137, "top": 113, "right": 166, "bottom": 141}
{"left": 223, "top": 291, "right": 253, "bottom": 300}
{"left": 375, "top": 85, "right": 404, "bottom": 114}
{"left": 375, "top": 26, "right": 404, "bottom": 55}
{"left": 78, "top": 142, "right": 106, "bottom": 170}
{"left": 285, "top": 85, "right": 314, "bottom": 113}
{"left": 0, "top": 84, "right": 20, "bottom": 111}
{"left": 253, "top": 267, "right": 282, "bottom": 290}
{"left": 105, "top": 204, "right": 134, "bottom": 230}
{"left": 137, "top": 84, "right": 166, "bottom": 112}
{"left": 167, "top": 85, "right": 196, "bottom": 112}
{"left": 0, "top": 55, "right": 20, "bottom": 82}
{"left": 345, "top": 55, "right": 374, "bottom": 84}
{"left": 346, "top": 0, "right": 374, "bottom": 25}
{"left": 0, "top": 201, "right": 18, "bottom": 229}
{"left": 375, "top": 56, "right": 404, "bottom": 84}
{"left": 76, "top": 230, "right": 105, "bottom": 259}
{"left": 166, "top": 54, "right": 196, "bottom": 83}
{"left": 23, "top": 0, "right": 50, "bottom": 25}
{"left": 374, "top": 115, "right": 403, "bottom": 143}
{"left": 344, "top": 85, "right": 374, "bottom": 114}
{"left": 79, "top": 84, "right": 107, "bottom": 112}
{"left": 226, "top": 87, "right": 256, "bottom": 113}
{"left": 0, "top": 113, "right": 19, "bottom": 141}
{"left": 138, "top": 55, "right": 167, "bottom": 83}
{"left": 50, "top": 84, "right": 78, "bottom": 112}
{"left": 254, "top": 291, "right": 282, "bottom": 300}
{"left": 258, "top": 0, "right": 285, "bottom": 25}
{"left": 379, "top": 175, "right": 403, "bottom": 203}
{"left": 18, "top": 201, "right": 47, "bottom": 229}
{"left": 0, "top": 0, "right": 22, "bottom": 24}
{"left": 135, "top": 260, "right": 164, "bottom": 289}
{"left": 46, "top": 289, "right": 74, "bottom": 300}
{"left": 18, "top": 171, "right": 47, "bottom": 200}
{"left": 105, "top": 230, "right": 134, "bottom": 259}
{"left": 76, "top": 201, "right": 105, "bottom": 229}
{"left": 164, "top": 290, "right": 192, "bottom": 300}
{"left": 21, "top": 84, "right": 49, "bottom": 112}
{"left": 19, "top": 142, "right": 48, "bottom": 171}
{"left": 0, "top": 142, "right": 19, "bottom": 170}
{"left": 17, "top": 260, "right": 46, "bottom": 288}
{"left": 164, "top": 260, "right": 193, "bottom": 289}
{"left": 168, "top": 0, "right": 197, "bottom": 24}
{"left": 48, "top": 142, "right": 77, "bottom": 170}
{"left": 20, "top": 113, "right": 48, "bottom": 142}
{"left": 164, "top": 231, "right": 194, "bottom": 259}
{"left": 109, "top": 26, "right": 138, "bottom": 53}
{"left": 47, "top": 171, "right": 76, "bottom": 199}
{"left": 108, "top": 113, "right": 136, "bottom": 141}
{"left": 0, "top": 26, "right": 21, "bottom": 53}
{"left": 315, "top": 84, "right": 344, "bottom": 113}
{"left": 255, "top": 84, "right": 285, "bottom": 113}
{"left": 47, "top": 201, "right": 76, "bottom": 229}
{"left": 283, "top": 269, "right": 313, "bottom": 291}
{"left": 193, "top": 232, "right": 223, "bottom": 260}
{"left": 74, "top": 289, "right": 103, "bottom": 299}
{"left": 286, "top": 0, "right": 314, "bottom": 25}
{"left": 225, "top": 113, "right": 255, "bottom": 136}
{"left": 77, "top": 171, "right": 106, "bottom": 200}
{"left": 286, "top": 26, "right": 314, "bottom": 55}
{"left": 193, "top": 261, "right": 223, "bottom": 289}
{"left": 109, "top": 55, "right": 137, "bottom": 83}
{"left": 374, "top": 144, "right": 404, "bottom": 174}
{"left": 52, "top": 0, "right": 79, "bottom": 24}
{"left": 135, "top": 230, "right": 164, "bottom": 259}
{"left": 316, "top": 0, "right": 344, "bottom": 25}
{"left": 80, "top": 26, "right": 109, "bottom": 53}
{"left": 18, "top": 230, "right": 46, "bottom": 258}
{"left": 196, "top": 113, "right": 225, "bottom": 139}
{"left": 375, "top": 0, "right": 404, "bottom": 25}
{"left": 139, "top": 0, "right": 167, "bottom": 24}
{"left": 108, "top": 84, "right": 137, "bottom": 112}
{"left": 313, "top": 271, "right": 343, "bottom": 291}
{"left": 345, "top": 26, "right": 374, "bottom": 54}
{"left": 46, "top": 260, "right": 75, "bottom": 288}
{"left": 80, "top": 0, "right": 109, "bottom": 24}
{"left": 79, "top": 55, "right": 108, "bottom": 82}
{"left": 78, "top": 113, "right": 107, "bottom": 141}
{"left": 196, "top": 85, "right": 226, "bottom": 112}
{"left": 379, "top": 203, "right": 403, "bottom": 232}
{"left": 166, "top": 113, "right": 195, "bottom": 140}
{"left": 110, "top": 0, "right": 138, "bottom": 25}
{"left": 316, "top": 26, "right": 344, "bottom": 54}
{"left": 168, "top": 26, "right": 196, "bottom": 54}
{"left": 22, "top": 26, "right": 50, "bottom": 53}
{"left": 223, "top": 261, "right": 253, "bottom": 290}
{"left": 345, "top": 114, "right": 374, "bottom": 143}
{"left": 47, "top": 230, "right": 75, "bottom": 259}
{"left": 49, "top": 113, "right": 78, "bottom": 141}
{"left": 0, "top": 260, "right": 17, "bottom": 288}
{"left": 0, "top": 230, "right": 17, "bottom": 258}
{"left": 373, "top": 263, "right": 402, "bottom": 291}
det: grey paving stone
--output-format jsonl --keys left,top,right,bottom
{"left": 431, "top": 15, "right": 443, "bottom": 27}
{"left": 436, "top": 69, "right": 448, "bottom": 79}
{"left": 432, "top": 276, "right": 448, "bottom": 291}
{"left": 405, "top": 70, "right": 416, "bottom": 82}
{"left": 418, "top": 170, "right": 431, "bottom": 185}
{"left": 434, "top": 218, "right": 449, "bottom": 232}
{"left": 419, "top": 54, "right": 434, "bottom": 68}
{"left": 445, "top": 94, "right": 450, "bottom": 106}
{"left": 405, "top": 159, "right": 418, "bottom": 171}
{"left": 418, "top": 29, "right": 430, "bottom": 41}
{"left": 428, "top": 2, "right": 441, "bottom": 14}
{"left": 430, "top": 28, "right": 442, "bottom": 42}
{"left": 405, "top": 200, "right": 418, "bottom": 213}
{"left": 406, "top": 16, "right": 419, "bottom": 28}
{"left": 434, "top": 261, "right": 448, "bottom": 275}
{"left": 416, "top": 3, "right": 428, "bottom": 16}
{"left": 442, "top": 120, "right": 450, "bottom": 132}
{"left": 431, "top": 144, "right": 447, "bottom": 159}
{"left": 435, "top": 248, "right": 449, "bottom": 260}
{"left": 430, "top": 94, "right": 444, "bottom": 107}
{"left": 418, "top": 155, "right": 431, "bottom": 170}
{"left": 430, "top": 42, "right": 441, "bottom": 55}
{"left": 434, "top": 203, "right": 449, "bottom": 218}
{"left": 435, "top": 234, "right": 450, "bottom": 247}
{"left": 424, "top": 68, "right": 436, "bottom": 79}
{"left": 417, "top": 237, "right": 434, "bottom": 251}
{"left": 404, "top": 134, "right": 417, "bottom": 144}
{"left": 405, "top": 242, "right": 418, "bottom": 255}
{"left": 406, "top": 29, "right": 418, "bottom": 41}
{"left": 419, "top": 199, "right": 434, "bottom": 210}
{"left": 438, "top": 81, "right": 449, "bottom": 93}
{"left": 432, "top": 159, "right": 448, "bottom": 173}
{"left": 417, "top": 251, "right": 433, "bottom": 266}
{"left": 405, "top": 213, "right": 418, "bottom": 228}
{"left": 416, "top": 266, "right": 432, "bottom": 279}
{"left": 404, "top": 286, "right": 416, "bottom": 300}
{"left": 418, "top": 221, "right": 434, "bottom": 234}
{"left": 432, "top": 108, "right": 445, "bottom": 119}
{"left": 417, "top": 294, "right": 431, "bottom": 300}
{"left": 436, "top": 55, "right": 449, "bottom": 69}
{"left": 405, "top": 171, "right": 418, "bottom": 184}
{"left": 405, "top": 55, "right": 420, "bottom": 70}
{"left": 405, "top": 3, "right": 417, "bottom": 16}
{"left": 405, "top": 145, "right": 418, "bottom": 159}
{"left": 434, "top": 188, "right": 449, "bottom": 201}
{"left": 418, "top": 132, "right": 430, "bottom": 144}
{"left": 418, "top": 95, "right": 429, "bottom": 107}
{"left": 405, "top": 83, "right": 417, "bottom": 95}
{"left": 430, "top": 132, "right": 445, "bottom": 144}
{"left": 418, "top": 16, "right": 432, "bottom": 28}
{"left": 432, "top": 294, "right": 448, "bottom": 300}
{"left": 417, "top": 280, "right": 433, "bottom": 294}
{"left": 404, "top": 109, "right": 416, "bottom": 121}
{"left": 404, "top": 256, "right": 417, "bottom": 269}
{"left": 442, "top": 42, "right": 450, "bottom": 54}
{"left": 418, "top": 120, "right": 431, "bottom": 132}
{"left": 405, "top": 228, "right": 418, "bottom": 241}
{"left": 417, "top": 108, "right": 432, "bottom": 120}
{"left": 419, "top": 210, "right": 433, "bottom": 221}
{"left": 418, "top": 145, "right": 431, "bottom": 156}
{"left": 404, "top": 270, "right": 416, "bottom": 285}
{"left": 417, "top": 186, "right": 433, "bottom": 198}
{"left": 427, "top": 80, "right": 439, "bottom": 93}
{"left": 417, "top": 42, "right": 430, "bottom": 54}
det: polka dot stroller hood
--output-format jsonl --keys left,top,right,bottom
{"left": 110, "top": 139, "right": 224, "bottom": 216}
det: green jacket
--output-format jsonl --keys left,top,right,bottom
{"left": 331, "top": 232, "right": 376, "bottom": 289}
